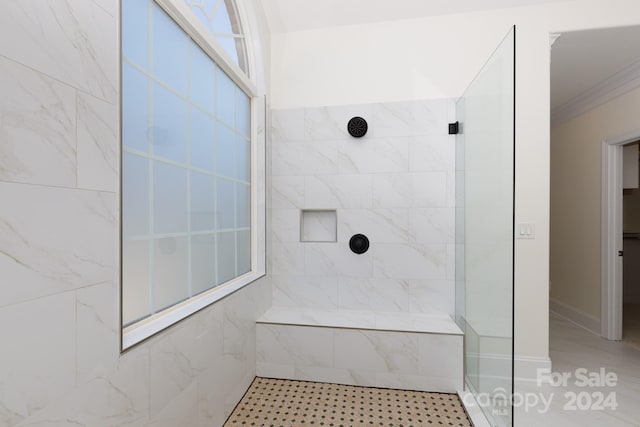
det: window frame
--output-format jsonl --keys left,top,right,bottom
{"left": 120, "top": 0, "right": 264, "bottom": 351}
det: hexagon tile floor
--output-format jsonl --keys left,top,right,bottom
{"left": 224, "top": 377, "right": 473, "bottom": 427}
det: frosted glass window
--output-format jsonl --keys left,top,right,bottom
{"left": 189, "top": 107, "right": 216, "bottom": 171}
{"left": 153, "top": 162, "right": 188, "bottom": 234}
{"left": 184, "top": 0, "right": 249, "bottom": 74}
{"left": 217, "top": 231, "right": 236, "bottom": 284}
{"left": 123, "top": 153, "right": 149, "bottom": 236}
{"left": 152, "top": 5, "right": 189, "bottom": 95}
{"left": 122, "top": 0, "right": 252, "bottom": 328}
{"left": 216, "top": 125, "right": 235, "bottom": 178}
{"left": 122, "top": 64, "right": 149, "bottom": 152}
{"left": 191, "top": 234, "right": 216, "bottom": 294}
{"left": 217, "top": 178, "right": 235, "bottom": 230}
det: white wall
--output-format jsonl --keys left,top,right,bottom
{"left": 0, "top": 0, "right": 271, "bottom": 426}
{"left": 267, "top": 0, "right": 640, "bottom": 369}
{"left": 551, "top": 86, "right": 640, "bottom": 320}
{"left": 270, "top": 99, "right": 456, "bottom": 315}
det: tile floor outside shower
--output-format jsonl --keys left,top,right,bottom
{"left": 224, "top": 377, "right": 472, "bottom": 427}
{"left": 515, "top": 313, "right": 640, "bottom": 426}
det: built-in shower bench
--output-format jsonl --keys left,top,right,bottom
{"left": 256, "top": 307, "right": 463, "bottom": 393}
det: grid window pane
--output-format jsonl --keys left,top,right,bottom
{"left": 154, "top": 237, "right": 189, "bottom": 311}
{"left": 152, "top": 83, "right": 188, "bottom": 164}
{"left": 122, "top": 0, "right": 149, "bottom": 69}
{"left": 236, "top": 137, "right": 250, "bottom": 182}
{"left": 189, "top": 42, "right": 216, "bottom": 114}
{"left": 191, "top": 234, "right": 216, "bottom": 294}
{"left": 122, "top": 240, "right": 151, "bottom": 324}
{"left": 152, "top": 5, "right": 188, "bottom": 94}
{"left": 153, "top": 161, "right": 188, "bottom": 234}
{"left": 123, "top": 153, "right": 149, "bottom": 237}
{"left": 122, "top": 0, "right": 252, "bottom": 326}
{"left": 191, "top": 171, "right": 216, "bottom": 231}
{"left": 122, "top": 64, "right": 149, "bottom": 152}
{"left": 237, "top": 230, "right": 251, "bottom": 275}
{"left": 216, "top": 67, "right": 235, "bottom": 126}
{"left": 216, "top": 124, "right": 235, "bottom": 178}
{"left": 236, "top": 182, "right": 250, "bottom": 228}
{"left": 216, "top": 231, "right": 236, "bottom": 284}
{"left": 217, "top": 178, "right": 235, "bottom": 229}
{"left": 190, "top": 107, "right": 216, "bottom": 171}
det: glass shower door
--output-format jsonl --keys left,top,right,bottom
{"left": 455, "top": 27, "right": 515, "bottom": 427}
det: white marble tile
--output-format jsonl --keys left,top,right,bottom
{"left": 146, "top": 382, "right": 198, "bottom": 427}
{"left": 418, "top": 334, "right": 463, "bottom": 378}
{"left": 271, "top": 175, "right": 305, "bottom": 209}
{"left": 305, "top": 175, "right": 373, "bottom": 209}
{"left": 149, "top": 314, "right": 222, "bottom": 417}
{"left": 272, "top": 209, "right": 300, "bottom": 243}
{"left": 76, "top": 281, "right": 118, "bottom": 383}
{"left": 223, "top": 285, "right": 258, "bottom": 363}
{"left": 0, "top": 0, "right": 117, "bottom": 103}
{"left": 408, "top": 134, "right": 455, "bottom": 172}
{"left": 0, "top": 182, "right": 116, "bottom": 307}
{"left": 0, "top": 292, "right": 75, "bottom": 425}
{"left": 373, "top": 312, "right": 462, "bottom": 335}
{"left": 256, "top": 362, "right": 296, "bottom": 379}
{"left": 305, "top": 104, "right": 373, "bottom": 141}
{"left": 372, "top": 99, "right": 449, "bottom": 138}
{"left": 293, "top": 366, "right": 376, "bottom": 388}
{"left": 272, "top": 241, "right": 306, "bottom": 275}
{"left": 258, "top": 307, "right": 376, "bottom": 330}
{"left": 408, "top": 208, "right": 455, "bottom": 245}
{"left": 372, "top": 243, "right": 447, "bottom": 280}
{"left": 197, "top": 354, "right": 247, "bottom": 427}
{"left": 408, "top": 279, "right": 455, "bottom": 315}
{"left": 338, "top": 277, "right": 409, "bottom": 312}
{"left": 272, "top": 141, "right": 338, "bottom": 176}
{"left": 338, "top": 136, "right": 409, "bottom": 174}
{"left": 77, "top": 92, "right": 118, "bottom": 192}
{"left": 375, "top": 372, "right": 461, "bottom": 393}
{"left": 372, "top": 172, "right": 447, "bottom": 208}
{"left": 305, "top": 243, "right": 373, "bottom": 278}
{"left": 272, "top": 276, "right": 339, "bottom": 310}
{"left": 0, "top": 56, "right": 76, "bottom": 188}
{"left": 334, "top": 330, "right": 419, "bottom": 374}
{"left": 271, "top": 108, "right": 305, "bottom": 143}
{"left": 337, "top": 208, "right": 409, "bottom": 244}
{"left": 16, "top": 346, "right": 150, "bottom": 427}
{"left": 256, "top": 324, "right": 334, "bottom": 368}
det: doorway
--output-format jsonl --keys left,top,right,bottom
{"left": 549, "top": 25, "right": 640, "bottom": 341}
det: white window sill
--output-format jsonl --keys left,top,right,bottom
{"left": 122, "top": 270, "right": 265, "bottom": 350}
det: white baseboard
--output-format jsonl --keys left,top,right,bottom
{"left": 514, "top": 355, "right": 551, "bottom": 382}
{"left": 550, "top": 298, "right": 601, "bottom": 336}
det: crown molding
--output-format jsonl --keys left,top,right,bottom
{"left": 551, "top": 58, "right": 640, "bottom": 128}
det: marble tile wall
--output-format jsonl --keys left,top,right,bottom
{"left": 0, "top": 1, "right": 270, "bottom": 426}
{"left": 256, "top": 323, "right": 463, "bottom": 393}
{"left": 271, "top": 100, "right": 456, "bottom": 316}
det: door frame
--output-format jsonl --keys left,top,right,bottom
{"left": 601, "top": 128, "right": 640, "bottom": 340}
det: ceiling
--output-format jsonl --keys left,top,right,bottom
{"left": 551, "top": 25, "right": 640, "bottom": 110}
{"left": 261, "top": 0, "right": 571, "bottom": 34}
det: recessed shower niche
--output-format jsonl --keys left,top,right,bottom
{"left": 300, "top": 209, "right": 337, "bottom": 242}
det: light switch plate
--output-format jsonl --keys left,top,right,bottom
{"left": 516, "top": 223, "right": 535, "bottom": 239}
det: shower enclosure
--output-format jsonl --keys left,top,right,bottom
{"left": 455, "top": 27, "right": 515, "bottom": 426}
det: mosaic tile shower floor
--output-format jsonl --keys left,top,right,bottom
{"left": 224, "top": 377, "right": 472, "bottom": 427}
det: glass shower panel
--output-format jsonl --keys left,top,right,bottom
{"left": 455, "top": 27, "right": 515, "bottom": 426}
